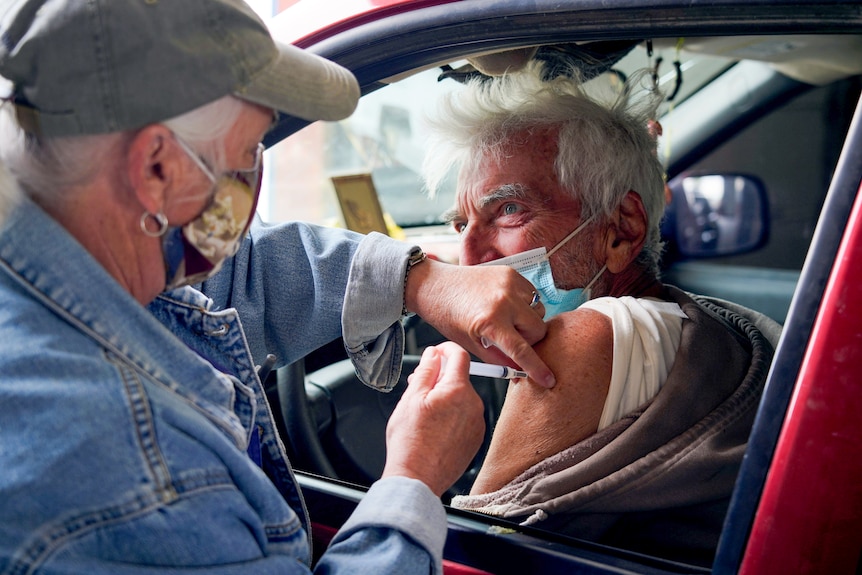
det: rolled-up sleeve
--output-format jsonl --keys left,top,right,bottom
{"left": 319, "top": 477, "right": 448, "bottom": 575}
{"left": 341, "top": 232, "right": 418, "bottom": 390}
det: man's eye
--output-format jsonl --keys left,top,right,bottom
{"left": 452, "top": 220, "right": 467, "bottom": 233}
{"left": 502, "top": 203, "right": 521, "bottom": 216}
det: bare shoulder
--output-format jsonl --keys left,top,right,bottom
{"left": 538, "top": 307, "right": 613, "bottom": 356}
{"left": 529, "top": 307, "right": 614, "bottom": 422}
{"left": 531, "top": 307, "right": 615, "bottom": 387}
{"left": 470, "top": 307, "right": 615, "bottom": 494}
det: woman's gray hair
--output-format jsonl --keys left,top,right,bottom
{"left": 422, "top": 61, "right": 667, "bottom": 275}
{"left": 0, "top": 95, "right": 244, "bottom": 210}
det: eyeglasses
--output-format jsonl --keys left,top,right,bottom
{"left": 173, "top": 135, "right": 264, "bottom": 201}
{"left": 170, "top": 134, "right": 264, "bottom": 265}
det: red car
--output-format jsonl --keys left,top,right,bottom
{"left": 258, "top": 1, "right": 862, "bottom": 572}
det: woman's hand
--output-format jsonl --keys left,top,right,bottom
{"left": 381, "top": 343, "right": 485, "bottom": 496}
{"left": 404, "top": 259, "right": 555, "bottom": 388}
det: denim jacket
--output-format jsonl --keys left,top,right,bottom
{"left": 0, "top": 196, "right": 445, "bottom": 574}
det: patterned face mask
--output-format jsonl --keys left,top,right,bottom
{"left": 162, "top": 139, "right": 263, "bottom": 290}
{"left": 480, "top": 215, "right": 606, "bottom": 319}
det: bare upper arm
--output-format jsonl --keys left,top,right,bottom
{"left": 470, "top": 307, "right": 614, "bottom": 494}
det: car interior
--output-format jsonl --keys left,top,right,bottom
{"left": 259, "top": 24, "right": 862, "bottom": 567}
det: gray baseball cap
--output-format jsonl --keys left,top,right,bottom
{"left": 0, "top": 0, "right": 360, "bottom": 137}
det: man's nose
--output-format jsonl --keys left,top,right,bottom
{"left": 459, "top": 225, "right": 500, "bottom": 266}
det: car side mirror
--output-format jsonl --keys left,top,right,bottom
{"left": 662, "top": 173, "right": 769, "bottom": 258}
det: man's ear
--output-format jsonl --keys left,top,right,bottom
{"left": 125, "top": 125, "right": 177, "bottom": 214}
{"left": 602, "top": 190, "right": 648, "bottom": 273}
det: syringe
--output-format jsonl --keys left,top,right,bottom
{"left": 469, "top": 361, "right": 528, "bottom": 380}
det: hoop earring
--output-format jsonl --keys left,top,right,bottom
{"left": 140, "top": 211, "right": 169, "bottom": 237}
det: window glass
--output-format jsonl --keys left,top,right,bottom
{"left": 259, "top": 67, "right": 463, "bottom": 231}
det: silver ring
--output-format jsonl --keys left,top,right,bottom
{"left": 529, "top": 291, "right": 540, "bottom": 308}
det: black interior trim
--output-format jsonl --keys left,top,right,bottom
{"left": 297, "top": 473, "right": 711, "bottom": 575}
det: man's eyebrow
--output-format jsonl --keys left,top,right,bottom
{"left": 442, "top": 184, "right": 530, "bottom": 223}
{"left": 441, "top": 206, "right": 461, "bottom": 224}
{"left": 477, "top": 183, "right": 528, "bottom": 209}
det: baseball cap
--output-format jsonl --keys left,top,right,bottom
{"left": 0, "top": 0, "right": 360, "bottom": 137}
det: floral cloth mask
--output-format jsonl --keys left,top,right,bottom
{"left": 480, "top": 215, "right": 606, "bottom": 319}
{"left": 162, "top": 139, "right": 263, "bottom": 290}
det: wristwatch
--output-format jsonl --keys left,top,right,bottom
{"left": 402, "top": 247, "right": 427, "bottom": 315}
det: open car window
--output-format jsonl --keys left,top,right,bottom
{"left": 260, "top": 31, "right": 861, "bottom": 470}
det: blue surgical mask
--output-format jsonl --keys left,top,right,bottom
{"left": 480, "top": 215, "right": 606, "bottom": 319}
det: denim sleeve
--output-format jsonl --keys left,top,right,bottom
{"left": 341, "top": 231, "right": 417, "bottom": 390}
{"left": 318, "top": 477, "right": 447, "bottom": 575}
{"left": 201, "top": 218, "right": 360, "bottom": 366}
{"left": 201, "top": 219, "right": 415, "bottom": 388}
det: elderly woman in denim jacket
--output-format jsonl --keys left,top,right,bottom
{"left": 0, "top": 2, "right": 554, "bottom": 574}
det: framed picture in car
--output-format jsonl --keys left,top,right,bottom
{"left": 331, "top": 174, "right": 389, "bottom": 236}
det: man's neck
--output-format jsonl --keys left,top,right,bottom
{"left": 606, "top": 266, "right": 663, "bottom": 299}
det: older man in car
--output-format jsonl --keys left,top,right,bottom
{"left": 422, "top": 60, "right": 782, "bottom": 566}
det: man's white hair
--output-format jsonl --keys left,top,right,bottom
{"left": 422, "top": 61, "right": 666, "bottom": 275}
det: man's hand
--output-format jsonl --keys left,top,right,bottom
{"left": 381, "top": 343, "right": 485, "bottom": 497}
{"left": 404, "top": 259, "right": 555, "bottom": 388}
